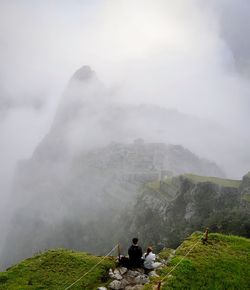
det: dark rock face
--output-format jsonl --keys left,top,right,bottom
{"left": 240, "top": 172, "right": 250, "bottom": 209}
{"left": 240, "top": 172, "right": 250, "bottom": 190}
{"left": 122, "top": 174, "right": 250, "bottom": 250}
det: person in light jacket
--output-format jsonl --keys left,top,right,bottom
{"left": 143, "top": 246, "right": 161, "bottom": 274}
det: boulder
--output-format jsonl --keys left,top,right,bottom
{"left": 126, "top": 270, "right": 141, "bottom": 278}
{"left": 121, "top": 279, "right": 129, "bottom": 287}
{"left": 116, "top": 267, "right": 128, "bottom": 275}
{"left": 148, "top": 270, "right": 159, "bottom": 277}
{"left": 109, "top": 268, "right": 123, "bottom": 280}
{"left": 113, "top": 269, "right": 124, "bottom": 280}
{"left": 133, "top": 274, "right": 149, "bottom": 284}
{"left": 109, "top": 280, "right": 124, "bottom": 290}
{"left": 114, "top": 273, "right": 123, "bottom": 280}
{"left": 125, "top": 286, "right": 144, "bottom": 290}
{"left": 109, "top": 269, "right": 115, "bottom": 279}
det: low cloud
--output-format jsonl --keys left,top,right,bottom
{"left": 0, "top": 89, "right": 46, "bottom": 120}
{"left": 0, "top": 0, "right": 249, "bottom": 206}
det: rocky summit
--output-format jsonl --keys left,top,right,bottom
{"left": 71, "top": 65, "right": 96, "bottom": 82}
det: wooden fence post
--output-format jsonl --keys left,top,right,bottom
{"left": 204, "top": 227, "right": 209, "bottom": 242}
{"left": 157, "top": 281, "right": 162, "bottom": 290}
{"left": 118, "top": 243, "right": 121, "bottom": 261}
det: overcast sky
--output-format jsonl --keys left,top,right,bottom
{"left": 0, "top": 0, "right": 250, "bottom": 198}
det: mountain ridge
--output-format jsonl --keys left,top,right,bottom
{"left": 1, "top": 141, "right": 224, "bottom": 270}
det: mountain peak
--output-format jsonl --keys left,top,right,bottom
{"left": 71, "top": 65, "right": 96, "bottom": 82}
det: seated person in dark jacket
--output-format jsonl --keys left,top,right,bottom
{"left": 128, "top": 237, "right": 143, "bottom": 268}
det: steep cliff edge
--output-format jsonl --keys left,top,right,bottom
{"left": 122, "top": 173, "right": 250, "bottom": 250}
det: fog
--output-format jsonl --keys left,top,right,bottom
{"left": 0, "top": 0, "right": 250, "bottom": 268}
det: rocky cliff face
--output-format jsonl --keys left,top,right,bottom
{"left": 1, "top": 140, "right": 224, "bottom": 269}
{"left": 240, "top": 172, "right": 250, "bottom": 209}
{"left": 122, "top": 173, "right": 250, "bottom": 250}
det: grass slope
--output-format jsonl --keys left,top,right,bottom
{"left": 146, "top": 174, "right": 241, "bottom": 192}
{"left": 183, "top": 174, "right": 241, "bottom": 188}
{"left": 146, "top": 233, "right": 250, "bottom": 290}
{"left": 0, "top": 249, "right": 115, "bottom": 290}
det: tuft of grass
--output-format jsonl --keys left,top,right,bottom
{"left": 146, "top": 180, "right": 161, "bottom": 191}
{"left": 0, "top": 249, "right": 115, "bottom": 290}
{"left": 242, "top": 194, "right": 250, "bottom": 202}
{"left": 146, "top": 174, "right": 241, "bottom": 193}
{"left": 146, "top": 233, "right": 250, "bottom": 290}
{"left": 158, "top": 248, "right": 174, "bottom": 260}
{"left": 183, "top": 174, "right": 241, "bottom": 188}
{"left": 146, "top": 177, "right": 174, "bottom": 191}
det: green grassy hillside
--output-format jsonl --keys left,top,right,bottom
{"left": 183, "top": 174, "right": 241, "bottom": 188}
{"left": 146, "top": 173, "right": 241, "bottom": 192}
{"left": 0, "top": 249, "right": 115, "bottom": 290}
{"left": 146, "top": 233, "right": 250, "bottom": 290}
{"left": 1, "top": 234, "right": 249, "bottom": 290}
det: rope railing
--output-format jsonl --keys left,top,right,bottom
{"left": 159, "top": 239, "right": 200, "bottom": 284}
{"left": 64, "top": 244, "right": 118, "bottom": 290}
{"left": 64, "top": 229, "right": 208, "bottom": 290}
{"left": 156, "top": 229, "right": 208, "bottom": 289}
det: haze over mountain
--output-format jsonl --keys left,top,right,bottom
{"left": 0, "top": 0, "right": 250, "bottom": 195}
{"left": 0, "top": 67, "right": 226, "bottom": 268}
{"left": 15, "top": 65, "right": 250, "bottom": 178}
{"left": 0, "top": 0, "right": 250, "bottom": 273}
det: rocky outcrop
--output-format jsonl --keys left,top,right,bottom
{"left": 106, "top": 267, "right": 153, "bottom": 289}
{"left": 122, "top": 174, "right": 250, "bottom": 250}
{"left": 98, "top": 252, "right": 169, "bottom": 289}
{"left": 71, "top": 65, "right": 96, "bottom": 82}
{"left": 240, "top": 172, "right": 250, "bottom": 209}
